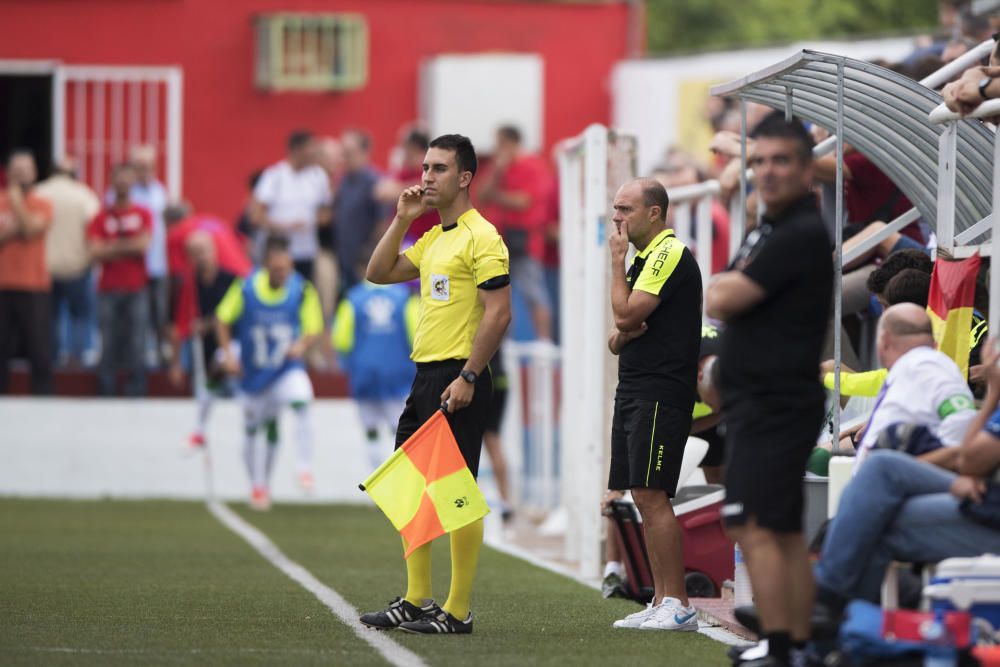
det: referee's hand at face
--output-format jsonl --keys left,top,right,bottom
{"left": 396, "top": 185, "right": 429, "bottom": 223}
{"left": 441, "top": 376, "right": 475, "bottom": 413}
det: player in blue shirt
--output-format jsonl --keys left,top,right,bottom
{"left": 332, "top": 279, "right": 418, "bottom": 468}
{"left": 216, "top": 234, "right": 324, "bottom": 510}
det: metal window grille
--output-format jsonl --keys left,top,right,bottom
{"left": 255, "top": 13, "right": 368, "bottom": 92}
{"left": 54, "top": 66, "right": 182, "bottom": 198}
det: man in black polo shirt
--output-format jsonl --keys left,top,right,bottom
{"left": 706, "top": 113, "right": 832, "bottom": 667}
{"left": 606, "top": 177, "right": 703, "bottom": 631}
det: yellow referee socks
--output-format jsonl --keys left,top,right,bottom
{"left": 442, "top": 518, "right": 484, "bottom": 619}
{"left": 403, "top": 538, "right": 433, "bottom": 606}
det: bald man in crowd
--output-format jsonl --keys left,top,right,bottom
{"left": 128, "top": 144, "right": 170, "bottom": 365}
{"left": 809, "top": 304, "right": 1000, "bottom": 630}
{"left": 738, "top": 304, "right": 982, "bottom": 649}
{"left": 168, "top": 231, "right": 239, "bottom": 448}
{"left": 850, "top": 303, "right": 976, "bottom": 471}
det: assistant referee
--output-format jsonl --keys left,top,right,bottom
{"left": 360, "top": 134, "right": 512, "bottom": 635}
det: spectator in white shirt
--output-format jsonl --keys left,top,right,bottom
{"left": 852, "top": 303, "right": 977, "bottom": 472}
{"left": 249, "top": 130, "right": 332, "bottom": 281}
{"left": 129, "top": 145, "right": 170, "bottom": 366}
{"left": 35, "top": 157, "right": 100, "bottom": 366}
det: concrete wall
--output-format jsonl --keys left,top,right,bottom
{"left": 1, "top": 398, "right": 382, "bottom": 503}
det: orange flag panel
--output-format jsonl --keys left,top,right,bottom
{"left": 401, "top": 411, "right": 467, "bottom": 483}
{"left": 400, "top": 492, "right": 446, "bottom": 557}
{"left": 361, "top": 409, "right": 490, "bottom": 559}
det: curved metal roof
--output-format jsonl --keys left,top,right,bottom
{"left": 711, "top": 50, "right": 996, "bottom": 244}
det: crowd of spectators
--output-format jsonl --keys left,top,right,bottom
{"left": 4, "top": 1, "right": 1000, "bottom": 660}
{"left": 7, "top": 1, "right": 990, "bottom": 398}
{"left": 670, "top": 5, "right": 1000, "bottom": 379}
{"left": 0, "top": 121, "right": 560, "bottom": 396}
{"left": 662, "top": 6, "right": 1000, "bottom": 662}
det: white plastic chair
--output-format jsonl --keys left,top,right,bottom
{"left": 677, "top": 436, "right": 709, "bottom": 489}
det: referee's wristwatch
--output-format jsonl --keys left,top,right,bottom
{"left": 460, "top": 369, "right": 478, "bottom": 384}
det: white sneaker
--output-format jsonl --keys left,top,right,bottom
{"left": 612, "top": 602, "right": 658, "bottom": 629}
{"left": 639, "top": 597, "right": 699, "bottom": 631}
{"left": 740, "top": 640, "right": 769, "bottom": 661}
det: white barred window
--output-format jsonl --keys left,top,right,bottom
{"left": 255, "top": 13, "right": 368, "bottom": 92}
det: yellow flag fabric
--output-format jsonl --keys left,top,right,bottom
{"left": 927, "top": 256, "right": 980, "bottom": 380}
{"left": 360, "top": 410, "right": 489, "bottom": 557}
{"left": 823, "top": 369, "right": 888, "bottom": 397}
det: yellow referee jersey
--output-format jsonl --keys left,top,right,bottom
{"left": 403, "top": 208, "right": 509, "bottom": 363}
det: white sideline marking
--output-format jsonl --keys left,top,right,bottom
{"left": 697, "top": 625, "right": 752, "bottom": 648}
{"left": 485, "top": 537, "right": 601, "bottom": 589}
{"left": 207, "top": 501, "right": 427, "bottom": 667}
{"left": 30, "top": 647, "right": 343, "bottom": 655}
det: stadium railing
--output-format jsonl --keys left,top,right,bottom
{"left": 711, "top": 48, "right": 997, "bottom": 440}
{"left": 664, "top": 180, "right": 720, "bottom": 296}
{"left": 928, "top": 97, "right": 1000, "bottom": 335}
{"left": 501, "top": 339, "right": 560, "bottom": 513}
{"left": 539, "top": 45, "right": 997, "bottom": 577}
{"left": 671, "top": 39, "right": 996, "bottom": 278}
{"left": 533, "top": 124, "right": 637, "bottom": 576}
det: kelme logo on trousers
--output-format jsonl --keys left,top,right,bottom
{"left": 655, "top": 445, "right": 664, "bottom": 472}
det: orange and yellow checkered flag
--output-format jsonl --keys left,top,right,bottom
{"left": 360, "top": 410, "right": 489, "bottom": 557}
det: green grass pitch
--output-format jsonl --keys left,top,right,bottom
{"left": 0, "top": 499, "right": 730, "bottom": 666}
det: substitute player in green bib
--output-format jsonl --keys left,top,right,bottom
{"left": 360, "top": 134, "right": 512, "bottom": 635}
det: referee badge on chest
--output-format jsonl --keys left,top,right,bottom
{"left": 430, "top": 274, "right": 450, "bottom": 301}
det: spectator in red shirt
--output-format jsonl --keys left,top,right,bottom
{"left": 0, "top": 150, "right": 54, "bottom": 394}
{"left": 87, "top": 163, "right": 152, "bottom": 397}
{"left": 479, "top": 125, "right": 554, "bottom": 340}
{"left": 376, "top": 128, "right": 439, "bottom": 244}
{"left": 814, "top": 146, "right": 924, "bottom": 243}
{"left": 540, "top": 170, "right": 561, "bottom": 342}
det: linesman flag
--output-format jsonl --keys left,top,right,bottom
{"left": 360, "top": 410, "right": 489, "bottom": 557}
{"left": 927, "top": 254, "right": 981, "bottom": 380}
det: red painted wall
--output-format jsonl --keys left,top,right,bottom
{"left": 0, "top": 0, "right": 631, "bottom": 218}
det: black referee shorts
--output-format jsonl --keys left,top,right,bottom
{"left": 395, "top": 359, "right": 493, "bottom": 478}
{"left": 608, "top": 396, "right": 691, "bottom": 496}
{"left": 722, "top": 392, "right": 825, "bottom": 533}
